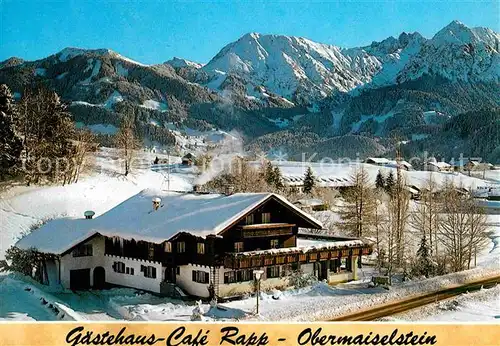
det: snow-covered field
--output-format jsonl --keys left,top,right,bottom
{"left": 1, "top": 155, "right": 499, "bottom": 322}
{"left": 0, "top": 148, "right": 192, "bottom": 259}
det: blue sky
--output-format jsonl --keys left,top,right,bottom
{"left": 1, "top": 0, "right": 498, "bottom": 64}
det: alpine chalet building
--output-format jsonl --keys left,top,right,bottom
{"left": 16, "top": 189, "right": 372, "bottom": 299}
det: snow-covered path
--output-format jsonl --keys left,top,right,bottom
{"left": 392, "top": 284, "right": 500, "bottom": 322}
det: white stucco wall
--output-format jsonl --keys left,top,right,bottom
{"left": 59, "top": 235, "right": 162, "bottom": 293}
{"left": 104, "top": 254, "right": 162, "bottom": 293}
{"left": 176, "top": 264, "right": 211, "bottom": 298}
{"left": 60, "top": 235, "right": 105, "bottom": 288}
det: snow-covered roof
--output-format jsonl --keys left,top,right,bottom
{"left": 429, "top": 161, "right": 452, "bottom": 169}
{"left": 16, "top": 190, "right": 323, "bottom": 255}
{"left": 294, "top": 198, "right": 326, "bottom": 207}
{"left": 365, "top": 157, "right": 390, "bottom": 164}
{"left": 282, "top": 175, "right": 352, "bottom": 187}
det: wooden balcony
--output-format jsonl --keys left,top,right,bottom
{"left": 223, "top": 244, "right": 372, "bottom": 269}
{"left": 236, "top": 223, "right": 295, "bottom": 238}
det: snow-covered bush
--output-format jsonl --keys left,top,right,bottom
{"left": 288, "top": 269, "right": 318, "bottom": 288}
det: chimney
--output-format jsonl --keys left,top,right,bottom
{"left": 152, "top": 197, "right": 161, "bottom": 211}
{"left": 84, "top": 210, "right": 95, "bottom": 220}
{"left": 224, "top": 184, "right": 235, "bottom": 196}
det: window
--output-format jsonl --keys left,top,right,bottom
{"left": 176, "top": 267, "right": 180, "bottom": 275}
{"left": 113, "top": 261, "right": 125, "bottom": 273}
{"left": 197, "top": 243, "right": 205, "bottom": 254}
{"left": 291, "top": 262, "right": 300, "bottom": 271}
{"left": 245, "top": 214, "right": 254, "bottom": 225}
{"left": 177, "top": 242, "right": 185, "bottom": 253}
{"left": 237, "top": 269, "right": 253, "bottom": 282}
{"left": 261, "top": 212, "right": 271, "bottom": 223}
{"left": 192, "top": 270, "right": 209, "bottom": 284}
{"left": 234, "top": 242, "right": 244, "bottom": 253}
{"left": 224, "top": 270, "right": 253, "bottom": 284}
{"left": 130, "top": 268, "right": 134, "bottom": 275}
{"left": 266, "top": 266, "right": 280, "bottom": 278}
{"left": 164, "top": 242, "right": 172, "bottom": 253}
{"left": 340, "top": 258, "right": 349, "bottom": 272}
{"left": 142, "top": 266, "right": 156, "bottom": 278}
{"left": 224, "top": 271, "right": 236, "bottom": 284}
{"left": 72, "top": 244, "right": 92, "bottom": 257}
{"left": 330, "top": 258, "right": 341, "bottom": 273}
{"left": 270, "top": 239, "right": 279, "bottom": 248}
{"left": 148, "top": 243, "right": 155, "bottom": 260}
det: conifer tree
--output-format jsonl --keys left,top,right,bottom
{"left": 414, "top": 235, "right": 434, "bottom": 277}
{"left": 273, "top": 166, "right": 284, "bottom": 190}
{"left": 303, "top": 166, "right": 315, "bottom": 194}
{"left": 375, "top": 170, "right": 385, "bottom": 190}
{"left": 0, "top": 84, "right": 22, "bottom": 180}
{"left": 385, "top": 171, "right": 395, "bottom": 195}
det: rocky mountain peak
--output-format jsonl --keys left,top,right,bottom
{"left": 164, "top": 57, "right": 203, "bottom": 69}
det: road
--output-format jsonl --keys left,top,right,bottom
{"left": 331, "top": 275, "right": 500, "bottom": 321}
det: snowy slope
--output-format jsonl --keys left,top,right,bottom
{"left": 0, "top": 148, "right": 191, "bottom": 260}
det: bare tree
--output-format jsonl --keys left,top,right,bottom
{"left": 64, "top": 129, "right": 98, "bottom": 184}
{"left": 16, "top": 85, "right": 75, "bottom": 185}
{"left": 373, "top": 190, "right": 389, "bottom": 272}
{"left": 410, "top": 174, "right": 440, "bottom": 257}
{"left": 438, "top": 187, "right": 489, "bottom": 272}
{"left": 115, "top": 118, "right": 140, "bottom": 176}
{"left": 464, "top": 198, "right": 489, "bottom": 269}
{"left": 338, "top": 165, "right": 377, "bottom": 238}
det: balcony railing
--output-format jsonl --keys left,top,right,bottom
{"left": 236, "top": 223, "right": 295, "bottom": 238}
{"left": 223, "top": 245, "right": 372, "bottom": 269}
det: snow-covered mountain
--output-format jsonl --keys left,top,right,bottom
{"left": 397, "top": 21, "right": 499, "bottom": 83}
{"left": 201, "top": 21, "right": 498, "bottom": 103}
{"left": 0, "top": 20, "right": 499, "bottom": 161}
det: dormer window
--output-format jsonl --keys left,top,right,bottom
{"left": 262, "top": 212, "right": 271, "bottom": 223}
{"left": 197, "top": 243, "right": 205, "bottom": 254}
{"left": 177, "top": 242, "right": 186, "bottom": 253}
{"left": 164, "top": 242, "right": 172, "bottom": 253}
{"left": 245, "top": 214, "right": 254, "bottom": 225}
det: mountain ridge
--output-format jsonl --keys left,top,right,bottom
{"left": 0, "top": 20, "right": 499, "bottom": 162}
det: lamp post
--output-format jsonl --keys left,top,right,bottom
{"left": 253, "top": 270, "right": 264, "bottom": 315}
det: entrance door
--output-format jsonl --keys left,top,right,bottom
{"left": 165, "top": 267, "right": 176, "bottom": 283}
{"left": 70, "top": 269, "right": 91, "bottom": 290}
{"left": 93, "top": 267, "right": 105, "bottom": 289}
{"left": 316, "top": 262, "right": 328, "bottom": 281}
